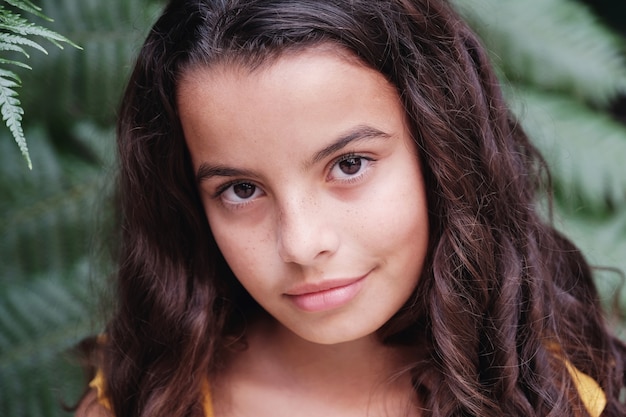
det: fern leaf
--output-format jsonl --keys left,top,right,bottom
{"left": 0, "top": 267, "right": 97, "bottom": 417}
{"left": 0, "top": 2, "right": 81, "bottom": 170}
{"left": 14, "top": 0, "right": 162, "bottom": 127}
{"left": 0, "top": 69, "right": 29, "bottom": 169}
{"left": 0, "top": 125, "right": 113, "bottom": 280}
{"left": 453, "top": 0, "right": 626, "bottom": 106}
{"left": 0, "top": 9, "right": 79, "bottom": 49}
{"left": 0, "top": 56, "right": 31, "bottom": 69}
{"left": 508, "top": 87, "right": 626, "bottom": 211}
{"left": 553, "top": 201, "right": 626, "bottom": 311}
{"left": 0, "top": 40, "right": 29, "bottom": 57}
{"left": 0, "top": 32, "right": 48, "bottom": 55}
{"left": 3, "top": 0, "right": 49, "bottom": 21}
{"left": 0, "top": 66, "right": 20, "bottom": 80}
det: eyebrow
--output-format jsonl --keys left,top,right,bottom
{"left": 196, "top": 165, "right": 257, "bottom": 184}
{"left": 195, "top": 124, "right": 390, "bottom": 183}
{"left": 308, "top": 125, "right": 390, "bottom": 166}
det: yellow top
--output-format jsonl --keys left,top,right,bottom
{"left": 89, "top": 370, "right": 214, "bottom": 417}
{"left": 90, "top": 360, "right": 605, "bottom": 417}
{"left": 562, "top": 358, "right": 606, "bottom": 417}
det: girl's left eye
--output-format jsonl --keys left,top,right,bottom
{"left": 329, "top": 155, "right": 372, "bottom": 181}
{"left": 218, "top": 181, "right": 264, "bottom": 205}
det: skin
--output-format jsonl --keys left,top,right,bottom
{"left": 178, "top": 47, "right": 429, "bottom": 416}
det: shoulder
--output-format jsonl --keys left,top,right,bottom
{"left": 75, "top": 389, "right": 113, "bottom": 417}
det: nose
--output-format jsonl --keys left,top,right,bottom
{"left": 276, "top": 196, "right": 340, "bottom": 265}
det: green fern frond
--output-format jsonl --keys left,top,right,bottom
{"left": 0, "top": 126, "right": 110, "bottom": 281}
{"left": 0, "top": 32, "right": 48, "bottom": 55}
{"left": 0, "top": 65, "right": 20, "bottom": 82}
{"left": 14, "top": 0, "right": 163, "bottom": 127}
{"left": 4, "top": 0, "right": 50, "bottom": 21}
{"left": 0, "top": 5, "right": 79, "bottom": 49}
{"left": 0, "top": 56, "right": 30, "bottom": 69}
{"left": 0, "top": 1, "right": 80, "bottom": 170}
{"left": 0, "top": 273, "right": 91, "bottom": 369}
{"left": 0, "top": 265, "right": 99, "bottom": 417}
{"left": 454, "top": 0, "right": 626, "bottom": 106}
{"left": 0, "top": 67, "right": 28, "bottom": 168}
{"left": 508, "top": 87, "right": 626, "bottom": 211}
{"left": 0, "top": 124, "right": 112, "bottom": 415}
{"left": 553, "top": 201, "right": 626, "bottom": 312}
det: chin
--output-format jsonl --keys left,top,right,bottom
{"left": 282, "top": 318, "right": 385, "bottom": 346}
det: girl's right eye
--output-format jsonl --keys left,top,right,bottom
{"left": 218, "top": 181, "right": 264, "bottom": 205}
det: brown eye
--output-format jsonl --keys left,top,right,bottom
{"left": 329, "top": 155, "right": 373, "bottom": 182}
{"left": 233, "top": 183, "right": 256, "bottom": 199}
{"left": 338, "top": 157, "right": 362, "bottom": 175}
{"left": 219, "top": 181, "right": 264, "bottom": 205}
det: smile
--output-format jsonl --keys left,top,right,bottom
{"left": 284, "top": 275, "right": 368, "bottom": 312}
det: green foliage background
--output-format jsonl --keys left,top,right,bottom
{"left": 451, "top": 0, "right": 626, "bottom": 325}
{"left": 1, "top": 0, "right": 625, "bottom": 416}
{"left": 0, "top": 1, "right": 164, "bottom": 415}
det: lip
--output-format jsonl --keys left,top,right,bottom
{"left": 285, "top": 275, "right": 367, "bottom": 312}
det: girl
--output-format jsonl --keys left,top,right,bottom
{"left": 78, "top": 0, "right": 626, "bottom": 416}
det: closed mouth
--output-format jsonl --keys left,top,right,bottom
{"left": 284, "top": 274, "right": 368, "bottom": 312}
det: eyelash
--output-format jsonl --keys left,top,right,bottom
{"left": 209, "top": 180, "right": 263, "bottom": 211}
{"left": 327, "top": 153, "right": 375, "bottom": 184}
{"left": 213, "top": 180, "right": 257, "bottom": 199}
{"left": 211, "top": 152, "right": 375, "bottom": 208}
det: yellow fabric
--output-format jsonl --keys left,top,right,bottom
{"left": 88, "top": 369, "right": 111, "bottom": 411}
{"left": 89, "top": 369, "right": 214, "bottom": 417}
{"left": 201, "top": 378, "right": 214, "bottom": 417}
{"left": 90, "top": 364, "right": 603, "bottom": 417}
{"left": 563, "top": 359, "right": 606, "bottom": 417}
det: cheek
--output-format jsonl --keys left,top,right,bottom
{"left": 369, "top": 200, "right": 427, "bottom": 264}
{"left": 361, "top": 168, "right": 429, "bottom": 287}
{"left": 363, "top": 167, "right": 428, "bottom": 248}
{"left": 208, "top": 211, "right": 280, "bottom": 298}
{"left": 207, "top": 215, "right": 270, "bottom": 289}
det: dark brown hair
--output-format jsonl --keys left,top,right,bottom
{"left": 99, "top": 0, "right": 626, "bottom": 415}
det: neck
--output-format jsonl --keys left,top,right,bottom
{"left": 247, "top": 317, "right": 414, "bottom": 397}
{"left": 272, "top": 319, "right": 408, "bottom": 382}
{"left": 214, "top": 317, "right": 421, "bottom": 416}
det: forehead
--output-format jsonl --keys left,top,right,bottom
{"left": 177, "top": 46, "right": 400, "bottom": 134}
{"left": 177, "top": 43, "right": 381, "bottom": 95}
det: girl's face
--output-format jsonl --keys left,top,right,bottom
{"left": 178, "top": 48, "right": 429, "bottom": 345}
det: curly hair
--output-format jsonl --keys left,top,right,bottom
{"left": 99, "top": 0, "right": 626, "bottom": 416}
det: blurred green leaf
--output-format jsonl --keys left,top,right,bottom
{"left": 507, "top": 87, "right": 626, "bottom": 210}
{"left": 0, "top": 1, "right": 163, "bottom": 415}
{"left": 453, "top": 0, "right": 626, "bottom": 105}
